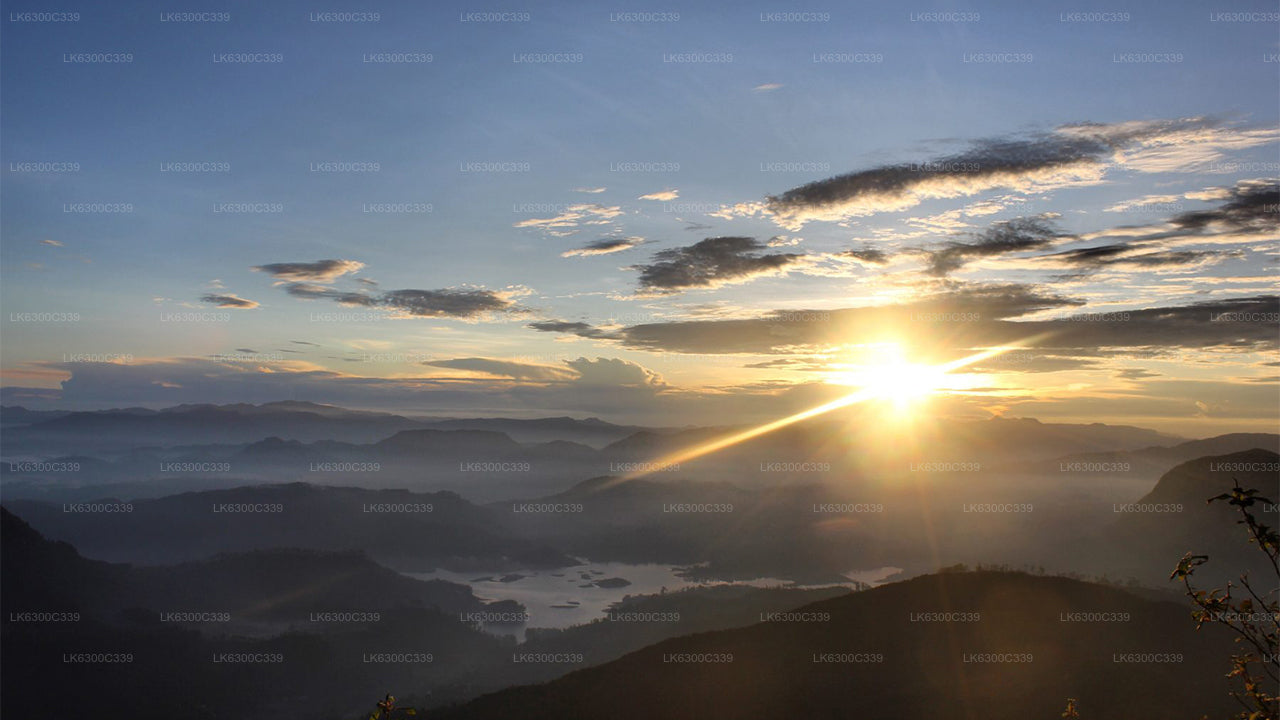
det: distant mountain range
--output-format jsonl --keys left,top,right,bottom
{"left": 0, "top": 401, "right": 657, "bottom": 455}
{"left": 3, "top": 483, "right": 571, "bottom": 570}
{"left": 7, "top": 401, "right": 1253, "bottom": 509}
{"left": 994, "top": 432, "right": 1280, "bottom": 479}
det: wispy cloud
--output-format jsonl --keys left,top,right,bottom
{"left": 561, "top": 236, "right": 645, "bottom": 257}
{"left": 753, "top": 118, "right": 1270, "bottom": 229}
{"left": 514, "top": 204, "right": 623, "bottom": 236}
{"left": 252, "top": 259, "right": 365, "bottom": 283}
{"left": 424, "top": 357, "right": 578, "bottom": 381}
{"left": 925, "top": 216, "right": 1066, "bottom": 277}
{"left": 200, "top": 293, "right": 260, "bottom": 309}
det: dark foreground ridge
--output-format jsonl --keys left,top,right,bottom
{"left": 431, "top": 570, "right": 1237, "bottom": 720}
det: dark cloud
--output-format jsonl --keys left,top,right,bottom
{"left": 199, "top": 293, "right": 259, "bottom": 309}
{"left": 1043, "top": 245, "right": 1217, "bottom": 269}
{"left": 926, "top": 216, "right": 1063, "bottom": 276}
{"left": 526, "top": 284, "right": 1079, "bottom": 354}
{"left": 763, "top": 118, "right": 1218, "bottom": 226}
{"left": 276, "top": 283, "right": 514, "bottom": 319}
{"left": 577, "top": 290, "right": 1278, "bottom": 357}
{"left": 561, "top": 237, "right": 644, "bottom": 257}
{"left": 424, "top": 357, "right": 577, "bottom": 381}
{"left": 1169, "top": 180, "right": 1279, "bottom": 232}
{"left": 283, "top": 283, "right": 377, "bottom": 305}
{"left": 252, "top": 259, "right": 364, "bottom": 283}
{"left": 842, "top": 248, "right": 890, "bottom": 265}
{"left": 631, "top": 237, "right": 803, "bottom": 293}
{"left": 380, "top": 289, "right": 513, "bottom": 318}
{"left": 527, "top": 320, "right": 615, "bottom": 339}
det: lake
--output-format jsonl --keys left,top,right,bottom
{"left": 408, "top": 561, "right": 902, "bottom": 639}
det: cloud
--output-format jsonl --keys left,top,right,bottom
{"left": 530, "top": 283, "right": 1081, "bottom": 353}
{"left": 564, "top": 288, "right": 1278, "bottom": 357}
{"left": 639, "top": 189, "right": 679, "bottom": 201}
{"left": 526, "top": 320, "right": 615, "bottom": 339}
{"left": 760, "top": 117, "right": 1258, "bottom": 228}
{"left": 1115, "top": 368, "right": 1160, "bottom": 380}
{"left": 513, "top": 204, "right": 623, "bottom": 235}
{"left": 1077, "top": 180, "right": 1279, "bottom": 252}
{"left": 1104, "top": 194, "right": 1182, "bottom": 213}
{"left": 841, "top": 248, "right": 891, "bottom": 265}
{"left": 925, "top": 216, "right": 1065, "bottom": 276}
{"left": 199, "top": 293, "right": 260, "bottom": 309}
{"left": 561, "top": 237, "right": 645, "bottom": 257}
{"left": 1183, "top": 187, "right": 1232, "bottom": 202}
{"left": 630, "top": 237, "right": 804, "bottom": 294}
{"left": 10, "top": 355, "right": 680, "bottom": 421}
{"left": 275, "top": 281, "right": 516, "bottom": 319}
{"left": 424, "top": 357, "right": 578, "bottom": 381}
{"left": 1167, "top": 179, "right": 1279, "bottom": 233}
{"left": 574, "top": 187, "right": 607, "bottom": 194}
{"left": 380, "top": 288, "right": 515, "bottom": 318}
{"left": 1036, "top": 245, "right": 1221, "bottom": 270}
{"left": 283, "top": 283, "right": 377, "bottom": 305}
{"left": 40, "top": 239, "right": 63, "bottom": 247}
{"left": 564, "top": 357, "right": 664, "bottom": 387}
{"left": 753, "top": 83, "right": 784, "bottom": 92}
{"left": 252, "top": 259, "right": 364, "bottom": 283}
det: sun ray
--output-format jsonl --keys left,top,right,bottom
{"left": 610, "top": 334, "right": 1053, "bottom": 487}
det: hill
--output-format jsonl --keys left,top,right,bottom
{"left": 3, "top": 483, "right": 572, "bottom": 569}
{"left": 431, "top": 570, "right": 1238, "bottom": 720}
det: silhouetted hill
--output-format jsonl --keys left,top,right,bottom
{"left": 375, "top": 428, "right": 524, "bottom": 456}
{"left": 432, "top": 571, "right": 1237, "bottom": 720}
{"left": 2, "top": 402, "right": 429, "bottom": 454}
{"left": 1029, "top": 449, "right": 1280, "bottom": 585}
{"left": 0, "top": 405, "right": 72, "bottom": 427}
{"left": 3, "top": 483, "right": 573, "bottom": 569}
{"left": 415, "top": 416, "right": 659, "bottom": 446}
{"left": 1, "top": 507, "right": 488, "bottom": 629}
{"left": 1, "top": 507, "right": 880, "bottom": 720}
{"left": 997, "top": 433, "right": 1280, "bottom": 478}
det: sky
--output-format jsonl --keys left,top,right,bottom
{"left": 2, "top": 0, "right": 1278, "bottom": 436}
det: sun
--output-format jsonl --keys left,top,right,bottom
{"left": 824, "top": 343, "right": 949, "bottom": 414}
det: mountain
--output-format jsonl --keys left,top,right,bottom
{"left": 3, "top": 483, "right": 573, "bottom": 569}
{"left": 1, "top": 402, "right": 431, "bottom": 455}
{"left": 414, "top": 416, "right": 661, "bottom": 447}
{"left": 497, "top": 476, "right": 890, "bottom": 582}
{"left": 596, "top": 416, "right": 1185, "bottom": 488}
{"left": 996, "top": 432, "right": 1280, "bottom": 478}
{"left": 0, "top": 507, "right": 517, "bottom": 720}
{"left": 1110, "top": 448, "right": 1279, "bottom": 572}
{"left": 375, "top": 428, "right": 525, "bottom": 456}
{"left": 1, "top": 424, "right": 617, "bottom": 504}
{"left": 1031, "top": 449, "right": 1280, "bottom": 585}
{"left": 0, "top": 507, "right": 486, "bottom": 631}
{"left": 1, "top": 506, "right": 879, "bottom": 720}
{"left": 0, "top": 405, "right": 72, "bottom": 427}
{"left": 0, "top": 402, "right": 662, "bottom": 457}
{"left": 431, "top": 570, "right": 1238, "bottom": 720}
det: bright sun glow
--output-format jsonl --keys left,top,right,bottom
{"left": 825, "top": 343, "right": 951, "bottom": 413}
